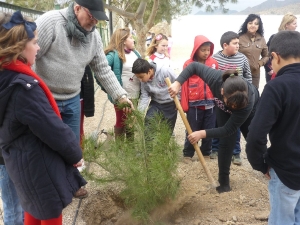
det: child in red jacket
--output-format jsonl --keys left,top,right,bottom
{"left": 181, "top": 35, "right": 218, "bottom": 163}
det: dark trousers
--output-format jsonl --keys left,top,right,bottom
{"left": 265, "top": 71, "right": 272, "bottom": 83}
{"left": 144, "top": 101, "right": 177, "bottom": 145}
{"left": 183, "top": 107, "right": 215, "bottom": 157}
{"left": 211, "top": 129, "right": 241, "bottom": 155}
{"left": 216, "top": 107, "right": 255, "bottom": 186}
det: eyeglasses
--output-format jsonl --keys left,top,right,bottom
{"left": 82, "top": 7, "right": 98, "bottom": 22}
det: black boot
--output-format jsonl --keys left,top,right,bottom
{"left": 216, "top": 175, "right": 231, "bottom": 193}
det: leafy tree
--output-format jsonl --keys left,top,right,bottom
{"left": 8, "top": 0, "right": 237, "bottom": 55}
{"left": 104, "top": 0, "right": 238, "bottom": 57}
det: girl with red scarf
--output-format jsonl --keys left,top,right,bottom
{"left": 0, "top": 11, "right": 87, "bottom": 225}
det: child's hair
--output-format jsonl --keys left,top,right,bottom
{"left": 238, "top": 14, "right": 264, "bottom": 36}
{"left": 0, "top": 11, "right": 36, "bottom": 69}
{"left": 220, "top": 31, "right": 239, "bottom": 49}
{"left": 222, "top": 70, "right": 248, "bottom": 110}
{"left": 278, "top": 13, "right": 297, "bottom": 31}
{"left": 269, "top": 31, "right": 300, "bottom": 60}
{"left": 104, "top": 27, "right": 132, "bottom": 63}
{"left": 132, "top": 58, "right": 152, "bottom": 74}
{"left": 146, "top": 33, "right": 168, "bottom": 56}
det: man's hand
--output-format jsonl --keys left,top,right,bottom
{"left": 264, "top": 167, "right": 271, "bottom": 180}
{"left": 119, "top": 96, "right": 134, "bottom": 113}
{"left": 188, "top": 130, "right": 206, "bottom": 145}
{"left": 73, "top": 159, "right": 83, "bottom": 167}
{"left": 168, "top": 81, "right": 181, "bottom": 98}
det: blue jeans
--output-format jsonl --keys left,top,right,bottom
{"left": 56, "top": 94, "right": 81, "bottom": 142}
{"left": 268, "top": 168, "right": 300, "bottom": 225}
{"left": 211, "top": 128, "right": 241, "bottom": 155}
{"left": 0, "top": 165, "right": 23, "bottom": 225}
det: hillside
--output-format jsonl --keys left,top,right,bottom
{"left": 256, "top": 2, "right": 300, "bottom": 15}
{"left": 238, "top": 0, "right": 300, "bottom": 15}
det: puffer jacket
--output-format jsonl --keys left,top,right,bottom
{"left": 0, "top": 70, "right": 86, "bottom": 220}
{"left": 181, "top": 35, "right": 218, "bottom": 112}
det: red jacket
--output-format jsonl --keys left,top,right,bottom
{"left": 181, "top": 35, "right": 218, "bottom": 112}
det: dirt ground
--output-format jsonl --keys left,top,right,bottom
{"left": 61, "top": 45, "right": 270, "bottom": 225}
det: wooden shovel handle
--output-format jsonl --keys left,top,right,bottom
{"left": 165, "top": 77, "right": 218, "bottom": 187}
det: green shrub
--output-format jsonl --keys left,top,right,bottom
{"left": 82, "top": 109, "right": 181, "bottom": 222}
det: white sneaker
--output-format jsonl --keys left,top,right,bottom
{"left": 77, "top": 160, "right": 86, "bottom": 172}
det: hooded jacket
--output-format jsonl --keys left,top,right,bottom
{"left": 0, "top": 70, "right": 86, "bottom": 220}
{"left": 181, "top": 35, "right": 218, "bottom": 112}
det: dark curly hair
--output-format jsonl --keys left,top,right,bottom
{"left": 238, "top": 14, "right": 264, "bottom": 36}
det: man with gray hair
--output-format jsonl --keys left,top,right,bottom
{"left": 34, "top": 0, "right": 132, "bottom": 144}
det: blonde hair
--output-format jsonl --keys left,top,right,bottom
{"left": 278, "top": 13, "right": 297, "bottom": 31}
{"left": 0, "top": 12, "right": 35, "bottom": 69}
{"left": 146, "top": 33, "right": 168, "bottom": 56}
{"left": 104, "top": 27, "right": 131, "bottom": 63}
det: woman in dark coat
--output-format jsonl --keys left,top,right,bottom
{"left": 0, "top": 11, "right": 87, "bottom": 224}
{"left": 168, "top": 62, "right": 259, "bottom": 193}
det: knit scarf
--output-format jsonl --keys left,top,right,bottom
{"left": 65, "top": 2, "right": 95, "bottom": 44}
{"left": 2, "top": 60, "right": 61, "bottom": 118}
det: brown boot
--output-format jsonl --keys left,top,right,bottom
{"left": 74, "top": 188, "right": 88, "bottom": 199}
{"left": 114, "top": 126, "right": 125, "bottom": 141}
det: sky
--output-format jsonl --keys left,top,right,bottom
{"left": 191, "top": 0, "right": 267, "bottom": 13}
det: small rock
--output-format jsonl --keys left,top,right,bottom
{"left": 193, "top": 219, "right": 201, "bottom": 225}
{"left": 174, "top": 218, "right": 183, "bottom": 224}
{"left": 249, "top": 200, "right": 256, "bottom": 206}
{"left": 226, "top": 221, "right": 235, "bottom": 225}
{"left": 255, "top": 211, "right": 269, "bottom": 221}
{"left": 232, "top": 215, "right": 237, "bottom": 222}
{"left": 111, "top": 217, "right": 117, "bottom": 222}
{"left": 218, "top": 216, "right": 228, "bottom": 222}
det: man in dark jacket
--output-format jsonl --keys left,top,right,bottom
{"left": 246, "top": 31, "right": 300, "bottom": 225}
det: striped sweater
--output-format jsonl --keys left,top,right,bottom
{"left": 33, "top": 8, "right": 126, "bottom": 100}
{"left": 212, "top": 51, "right": 252, "bottom": 83}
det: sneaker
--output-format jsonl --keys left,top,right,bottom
{"left": 182, "top": 157, "right": 193, "bottom": 164}
{"left": 232, "top": 154, "right": 242, "bottom": 165}
{"left": 74, "top": 188, "right": 88, "bottom": 199}
{"left": 210, "top": 151, "right": 218, "bottom": 159}
{"left": 77, "top": 159, "right": 86, "bottom": 172}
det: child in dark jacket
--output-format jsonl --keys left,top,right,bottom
{"left": 246, "top": 31, "right": 300, "bottom": 225}
{"left": 181, "top": 35, "right": 218, "bottom": 162}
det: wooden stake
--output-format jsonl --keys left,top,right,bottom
{"left": 165, "top": 77, "right": 218, "bottom": 187}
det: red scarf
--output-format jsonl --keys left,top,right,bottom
{"left": 3, "top": 60, "right": 61, "bottom": 118}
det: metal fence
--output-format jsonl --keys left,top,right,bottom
{"left": 0, "top": 2, "right": 44, "bottom": 20}
{"left": 0, "top": 2, "right": 110, "bottom": 47}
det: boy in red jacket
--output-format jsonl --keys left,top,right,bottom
{"left": 181, "top": 35, "right": 218, "bottom": 163}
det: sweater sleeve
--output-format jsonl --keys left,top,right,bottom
{"left": 246, "top": 84, "right": 279, "bottom": 174}
{"left": 205, "top": 105, "right": 252, "bottom": 138}
{"left": 137, "top": 83, "right": 150, "bottom": 113}
{"left": 176, "top": 62, "right": 223, "bottom": 97}
{"left": 15, "top": 85, "right": 83, "bottom": 165}
{"left": 35, "top": 11, "right": 57, "bottom": 60}
{"left": 90, "top": 32, "right": 127, "bottom": 101}
{"left": 242, "top": 56, "right": 253, "bottom": 83}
